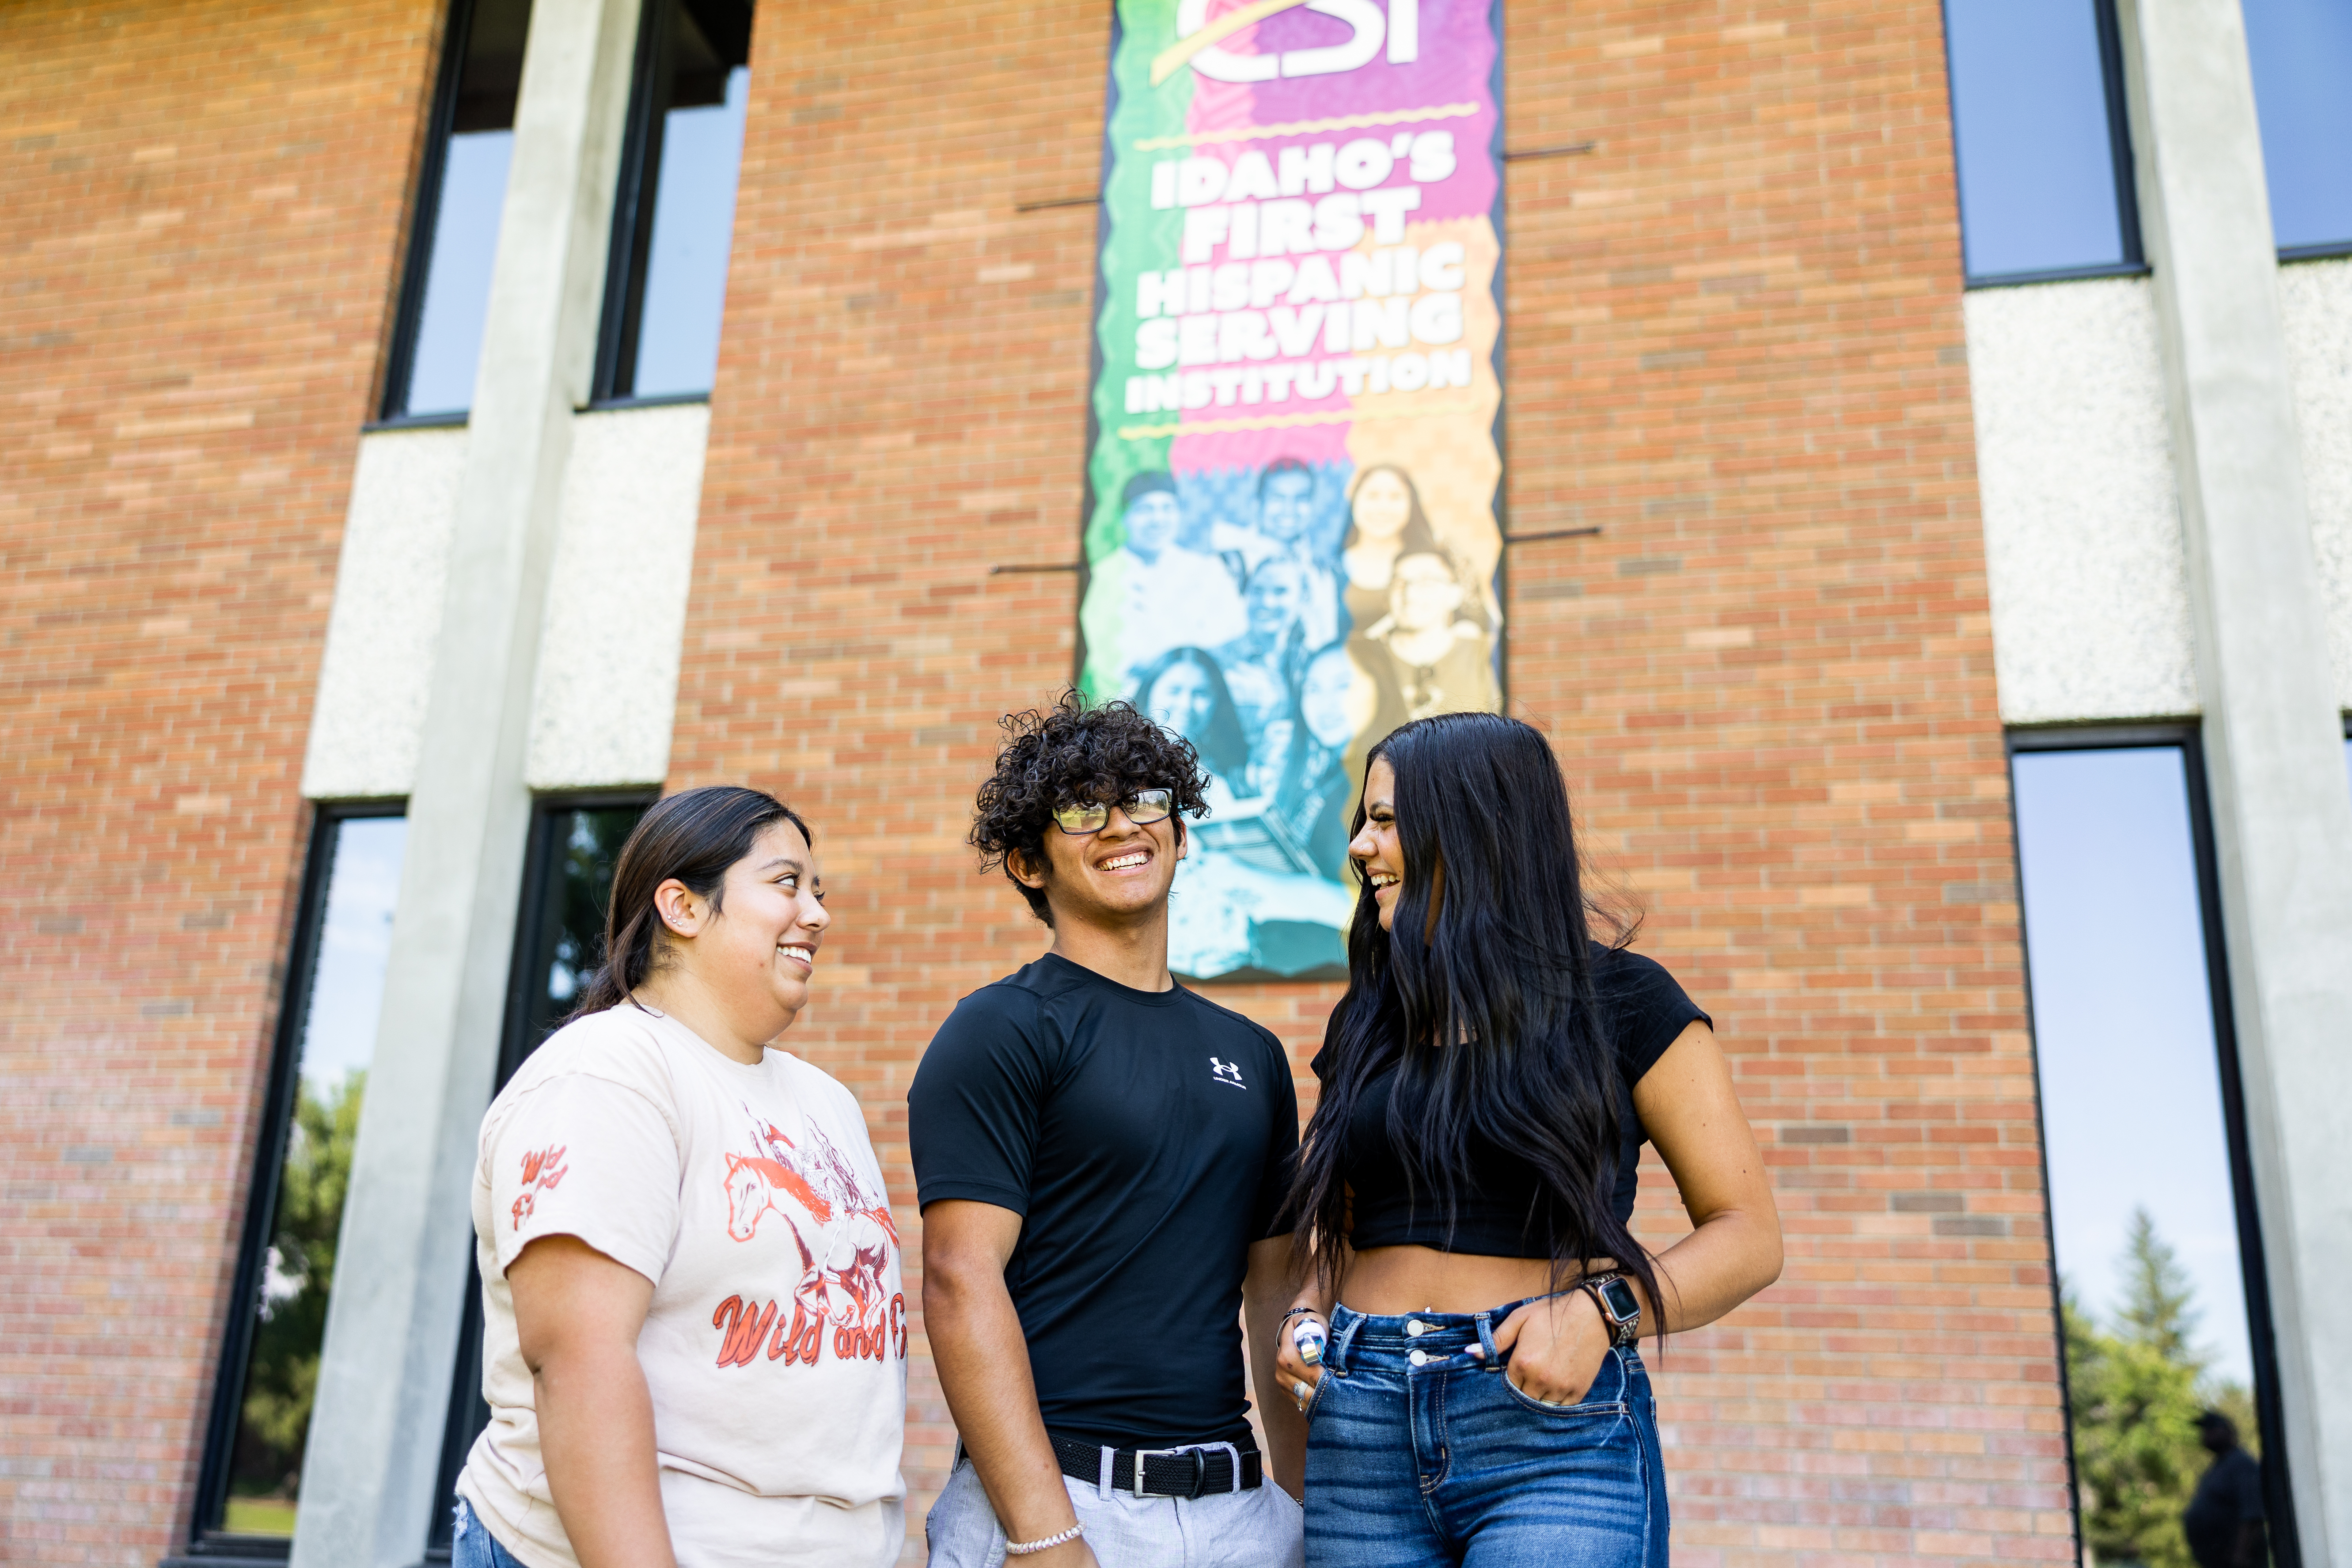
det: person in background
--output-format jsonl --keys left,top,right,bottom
{"left": 1339, "top": 466, "right": 1440, "bottom": 635}
{"left": 1081, "top": 471, "right": 1246, "bottom": 694}
{"left": 1275, "top": 714, "right": 1783, "bottom": 1568}
{"left": 1213, "top": 554, "right": 1313, "bottom": 796}
{"left": 1341, "top": 465, "right": 1498, "bottom": 638}
{"left": 914, "top": 696, "right": 1306, "bottom": 1567}
{"left": 1213, "top": 458, "right": 1341, "bottom": 649}
{"left": 1274, "top": 643, "right": 1362, "bottom": 880}
{"left": 2184, "top": 1411, "right": 2266, "bottom": 1568}
{"left": 1135, "top": 644, "right": 1258, "bottom": 811}
{"left": 1351, "top": 547, "right": 1498, "bottom": 741}
{"left": 453, "top": 786, "right": 906, "bottom": 1568}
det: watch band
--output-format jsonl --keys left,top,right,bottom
{"left": 1580, "top": 1273, "right": 1640, "bottom": 1347}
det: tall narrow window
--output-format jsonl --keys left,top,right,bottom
{"left": 596, "top": 0, "right": 754, "bottom": 402}
{"left": 2011, "top": 738, "right": 2296, "bottom": 1568}
{"left": 385, "top": 0, "right": 536, "bottom": 419}
{"left": 1943, "top": 0, "right": 2142, "bottom": 284}
{"left": 2243, "top": 0, "right": 2352, "bottom": 257}
{"left": 185, "top": 811, "right": 406, "bottom": 1555}
{"left": 425, "top": 797, "right": 652, "bottom": 1557}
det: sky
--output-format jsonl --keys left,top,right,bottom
{"left": 297, "top": 816, "right": 407, "bottom": 1098}
{"left": 2011, "top": 746, "right": 2254, "bottom": 1389}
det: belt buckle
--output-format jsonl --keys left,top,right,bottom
{"left": 1130, "top": 1446, "right": 1205, "bottom": 1499}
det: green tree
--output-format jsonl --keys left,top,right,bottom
{"left": 2063, "top": 1209, "right": 2263, "bottom": 1568}
{"left": 231, "top": 1071, "right": 365, "bottom": 1500}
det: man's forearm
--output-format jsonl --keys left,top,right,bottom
{"left": 534, "top": 1342, "right": 677, "bottom": 1568}
{"left": 924, "top": 1266, "right": 1080, "bottom": 1542}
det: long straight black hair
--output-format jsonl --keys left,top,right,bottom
{"left": 569, "top": 785, "right": 812, "bottom": 1019}
{"left": 1287, "top": 712, "right": 1665, "bottom": 1321}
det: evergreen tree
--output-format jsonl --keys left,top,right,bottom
{"left": 231, "top": 1071, "right": 365, "bottom": 1499}
{"left": 2062, "top": 1209, "right": 2260, "bottom": 1568}
{"left": 2117, "top": 1207, "right": 2202, "bottom": 1366}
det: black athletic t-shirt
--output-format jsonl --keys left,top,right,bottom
{"left": 1311, "top": 945, "right": 1707, "bottom": 1256}
{"left": 908, "top": 954, "right": 1300, "bottom": 1448}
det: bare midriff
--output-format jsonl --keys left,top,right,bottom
{"left": 1337, "top": 1245, "right": 1619, "bottom": 1316}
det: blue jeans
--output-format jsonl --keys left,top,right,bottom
{"left": 1301, "top": 1301, "right": 1669, "bottom": 1568}
{"left": 451, "top": 1497, "right": 527, "bottom": 1568}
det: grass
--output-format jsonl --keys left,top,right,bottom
{"left": 223, "top": 1497, "right": 299, "bottom": 1536}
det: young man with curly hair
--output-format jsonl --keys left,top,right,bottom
{"left": 910, "top": 695, "right": 1307, "bottom": 1568}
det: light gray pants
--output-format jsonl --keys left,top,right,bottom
{"left": 925, "top": 1452, "right": 1305, "bottom": 1568}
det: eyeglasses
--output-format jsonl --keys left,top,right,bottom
{"left": 1051, "top": 788, "right": 1175, "bottom": 836}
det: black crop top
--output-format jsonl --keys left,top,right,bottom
{"left": 1309, "top": 945, "right": 1709, "bottom": 1258}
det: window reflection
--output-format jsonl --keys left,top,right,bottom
{"left": 217, "top": 816, "right": 405, "bottom": 1538}
{"left": 425, "top": 800, "right": 649, "bottom": 1555}
{"left": 603, "top": 0, "right": 752, "bottom": 399}
{"left": 1944, "top": 0, "right": 2136, "bottom": 281}
{"left": 2243, "top": 0, "right": 2352, "bottom": 255}
{"left": 398, "top": 0, "right": 535, "bottom": 417}
{"left": 512, "top": 805, "right": 650, "bottom": 1060}
{"left": 2012, "top": 748, "right": 2271, "bottom": 1567}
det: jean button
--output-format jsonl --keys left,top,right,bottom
{"left": 1405, "top": 1319, "right": 1427, "bottom": 1336}
{"left": 1408, "top": 1348, "right": 1429, "bottom": 1367}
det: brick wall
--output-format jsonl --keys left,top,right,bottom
{"left": 670, "top": 0, "right": 2067, "bottom": 1564}
{"left": 0, "top": 3, "right": 438, "bottom": 1561}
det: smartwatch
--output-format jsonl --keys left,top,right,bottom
{"left": 1582, "top": 1273, "right": 1641, "bottom": 1347}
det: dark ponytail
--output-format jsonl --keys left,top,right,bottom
{"left": 569, "top": 785, "right": 814, "bottom": 1019}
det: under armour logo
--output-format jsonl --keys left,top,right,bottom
{"left": 1209, "top": 1057, "right": 1246, "bottom": 1089}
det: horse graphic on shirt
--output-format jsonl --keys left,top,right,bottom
{"left": 721, "top": 1111, "right": 899, "bottom": 1339}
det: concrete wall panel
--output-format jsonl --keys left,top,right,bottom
{"left": 2279, "top": 257, "right": 2352, "bottom": 709}
{"left": 526, "top": 401, "right": 708, "bottom": 789}
{"left": 302, "top": 427, "right": 466, "bottom": 800}
{"left": 1964, "top": 277, "right": 2199, "bottom": 724}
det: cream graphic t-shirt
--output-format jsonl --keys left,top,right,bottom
{"left": 456, "top": 1004, "right": 906, "bottom": 1568}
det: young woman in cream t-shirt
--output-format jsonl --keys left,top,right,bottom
{"left": 452, "top": 786, "right": 906, "bottom": 1568}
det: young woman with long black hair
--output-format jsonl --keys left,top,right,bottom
{"left": 1273, "top": 714, "right": 1782, "bottom": 1567}
{"left": 451, "top": 786, "right": 907, "bottom": 1568}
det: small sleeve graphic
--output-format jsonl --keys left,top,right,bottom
{"left": 510, "top": 1143, "right": 570, "bottom": 1230}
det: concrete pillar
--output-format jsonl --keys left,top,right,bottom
{"left": 2117, "top": 0, "right": 2352, "bottom": 1558}
{"left": 290, "top": 0, "right": 642, "bottom": 1562}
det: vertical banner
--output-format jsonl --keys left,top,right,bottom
{"left": 1079, "top": 0, "right": 1505, "bottom": 981}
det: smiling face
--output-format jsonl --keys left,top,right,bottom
{"left": 1144, "top": 659, "right": 1215, "bottom": 742}
{"left": 1350, "top": 756, "right": 1403, "bottom": 930}
{"left": 1124, "top": 488, "right": 1182, "bottom": 560}
{"left": 1300, "top": 649, "right": 1356, "bottom": 748}
{"left": 1351, "top": 469, "right": 1413, "bottom": 542}
{"left": 1391, "top": 552, "right": 1466, "bottom": 632}
{"left": 1016, "top": 792, "right": 1182, "bottom": 932}
{"left": 655, "top": 819, "right": 831, "bottom": 1042}
{"left": 1244, "top": 558, "right": 1306, "bottom": 639}
{"left": 1259, "top": 467, "right": 1315, "bottom": 543}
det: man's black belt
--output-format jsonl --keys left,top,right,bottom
{"left": 1046, "top": 1433, "right": 1263, "bottom": 1499}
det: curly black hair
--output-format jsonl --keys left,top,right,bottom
{"left": 971, "top": 690, "right": 1212, "bottom": 926}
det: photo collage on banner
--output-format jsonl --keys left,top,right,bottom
{"left": 1080, "top": 0, "right": 1506, "bottom": 980}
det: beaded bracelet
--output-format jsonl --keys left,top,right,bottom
{"left": 1005, "top": 1522, "right": 1085, "bottom": 1556}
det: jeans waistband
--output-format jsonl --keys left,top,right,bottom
{"left": 1324, "top": 1295, "right": 1570, "bottom": 1374}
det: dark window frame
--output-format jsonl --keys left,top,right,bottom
{"left": 587, "top": 0, "right": 751, "bottom": 408}
{"left": 1946, "top": 0, "right": 2149, "bottom": 290}
{"left": 169, "top": 801, "right": 406, "bottom": 1568}
{"left": 2005, "top": 722, "right": 2301, "bottom": 1568}
{"left": 422, "top": 790, "right": 659, "bottom": 1560}
{"left": 378, "top": 0, "right": 486, "bottom": 425}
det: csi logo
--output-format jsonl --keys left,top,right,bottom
{"left": 1157, "top": 0, "right": 1422, "bottom": 87}
{"left": 1210, "top": 1057, "right": 1248, "bottom": 1089}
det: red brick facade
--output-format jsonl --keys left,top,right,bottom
{"left": 2, "top": 0, "right": 2070, "bottom": 1562}
{"left": 672, "top": 0, "right": 2067, "bottom": 1560}
{"left": 0, "top": 2, "right": 438, "bottom": 1561}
